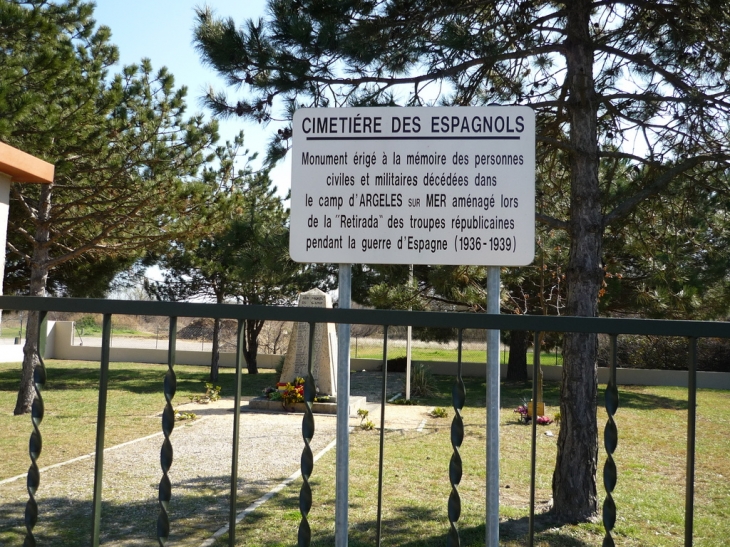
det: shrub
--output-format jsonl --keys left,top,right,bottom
{"left": 357, "top": 408, "right": 374, "bottom": 430}
{"left": 174, "top": 409, "right": 197, "bottom": 421}
{"left": 411, "top": 363, "right": 435, "bottom": 397}
{"left": 188, "top": 382, "right": 221, "bottom": 404}
{"left": 697, "top": 338, "right": 730, "bottom": 372}
{"left": 597, "top": 334, "right": 730, "bottom": 372}
{"left": 430, "top": 407, "right": 448, "bottom": 418}
{"left": 76, "top": 315, "right": 98, "bottom": 334}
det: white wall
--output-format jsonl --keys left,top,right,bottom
{"left": 43, "top": 322, "right": 730, "bottom": 389}
{"left": 350, "top": 357, "right": 730, "bottom": 390}
{"left": 47, "top": 321, "right": 282, "bottom": 368}
{"left": 0, "top": 174, "right": 11, "bottom": 327}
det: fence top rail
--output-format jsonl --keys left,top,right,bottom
{"left": 2, "top": 296, "right": 730, "bottom": 339}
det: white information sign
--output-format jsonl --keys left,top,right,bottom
{"left": 290, "top": 106, "right": 535, "bottom": 265}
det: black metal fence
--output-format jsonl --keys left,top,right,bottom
{"left": 1, "top": 295, "right": 728, "bottom": 547}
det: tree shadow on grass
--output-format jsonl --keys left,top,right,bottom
{"left": 495, "top": 512, "right": 598, "bottom": 547}
{"left": 0, "top": 363, "right": 172, "bottom": 394}
{"left": 500, "top": 379, "right": 689, "bottom": 412}
{"left": 0, "top": 474, "right": 287, "bottom": 547}
{"left": 1, "top": 474, "right": 601, "bottom": 547}
{"left": 306, "top": 505, "right": 594, "bottom": 547}
{"left": 424, "top": 374, "right": 694, "bottom": 414}
{"left": 0, "top": 363, "right": 276, "bottom": 398}
{"left": 599, "top": 386, "right": 688, "bottom": 411}
{"left": 501, "top": 379, "right": 689, "bottom": 412}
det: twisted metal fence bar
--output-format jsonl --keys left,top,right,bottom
{"left": 685, "top": 337, "right": 698, "bottom": 547}
{"left": 447, "top": 328, "right": 465, "bottom": 547}
{"left": 24, "top": 311, "right": 47, "bottom": 547}
{"left": 602, "top": 334, "right": 619, "bottom": 547}
{"left": 90, "top": 313, "right": 112, "bottom": 547}
{"left": 375, "top": 325, "right": 389, "bottom": 547}
{"left": 228, "top": 319, "right": 245, "bottom": 546}
{"left": 528, "top": 331, "right": 540, "bottom": 546}
{"left": 157, "top": 316, "right": 177, "bottom": 545}
{"left": 298, "top": 322, "right": 317, "bottom": 547}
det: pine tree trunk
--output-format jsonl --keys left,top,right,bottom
{"left": 506, "top": 330, "right": 529, "bottom": 382}
{"left": 243, "top": 319, "right": 263, "bottom": 374}
{"left": 14, "top": 183, "right": 52, "bottom": 416}
{"left": 210, "top": 317, "right": 221, "bottom": 382}
{"left": 551, "top": 0, "right": 602, "bottom": 522}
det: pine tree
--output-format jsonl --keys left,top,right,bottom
{"left": 193, "top": 0, "right": 730, "bottom": 520}
{"left": 147, "top": 136, "right": 303, "bottom": 376}
{"left": 2, "top": 1, "right": 218, "bottom": 414}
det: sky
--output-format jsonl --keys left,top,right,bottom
{"left": 93, "top": 0, "right": 291, "bottom": 197}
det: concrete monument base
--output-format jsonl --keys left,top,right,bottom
{"left": 246, "top": 395, "right": 367, "bottom": 417}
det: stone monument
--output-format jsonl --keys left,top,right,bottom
{"left": 280, "top": 288, "right": 338, "bottom": 397}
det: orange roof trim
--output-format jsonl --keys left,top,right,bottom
{"left": 0, "top": 142, "right": 54, "bottom": 183}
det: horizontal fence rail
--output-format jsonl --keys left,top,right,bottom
{"left": 2, "top": 295, "right": 728, "bottom": 547}
{"left": 3, "top": 296, "right": 730, "bottom": 338}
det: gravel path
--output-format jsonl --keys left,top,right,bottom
{"left": 0, "top": 372, "right": 433, "bottom": 546}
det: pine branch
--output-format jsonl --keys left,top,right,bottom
{"left": 603, "top": 155, "right": 730, "bottom": 227}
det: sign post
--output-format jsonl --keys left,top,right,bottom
{"left": 335, "top": 264, "right": 351, "bottom": 547}
{"left": 486, "top": 266, "right": 501, "bottom": 546}
{"left": 290, "top": 106, "right": 535, "bottom": 546}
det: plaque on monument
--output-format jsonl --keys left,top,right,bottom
{"left": 280, "top": 289, "right": 338, "bottom": 397}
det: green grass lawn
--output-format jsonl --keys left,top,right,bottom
{"left": 218, "top": 379, "right": 730, "bottom": 547}
{"left": 0, "top": 360, "right": 727, "bottom": 546}
{"left": 76, "top": 325, "right": 159, "bottom": 338}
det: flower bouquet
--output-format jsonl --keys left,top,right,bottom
{"left": 514, "top": 404, "right": 553, "bottom": 425}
